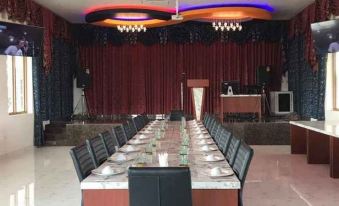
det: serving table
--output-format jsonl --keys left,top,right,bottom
{"left": 290, "top": 121, "right": 339, "bottom": 178}
{"left": 81, "top": 121, "right": 241, "bottom": 206}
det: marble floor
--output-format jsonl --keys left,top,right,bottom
{"left": 0, "top": 146, "right": 339, "bottom": 206}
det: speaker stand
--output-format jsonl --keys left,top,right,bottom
{"left": 72, "top": 88, "right": 90, "bottom": 123}
{"left": 261, "top": 85, "right": 271, "bottom": 119}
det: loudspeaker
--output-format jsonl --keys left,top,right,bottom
{"left": 256, "top": 66, "right": 271, "bottom": 86}
{"left": 76, "top": 68, "right": 91, "bottom": 89}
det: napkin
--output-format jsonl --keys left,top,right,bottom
{"left": 116, "top": 154, "right": 127, "bottom": 161}
{"left": 206, "top": 154, "right": 215, "bottom": 161}
{"left": 197, "top": 134, "right": 205, "bottom": 139}
{"left": 102, "top": 166, "right": 114, "bottom": 175}
{"left": 125, "top": 145, "right": 135, "bottom": 152}
{"left": 199, "top": 139, "right": 207, "bottom": 144}
{"left": 201, "top": 145, "right": 209, "bottom": 151}
{"left": 133, "top": 139, "right": 141, "bottom": 144}
{"left": 139, "top": 135, "right": 147, "bottom": 140}
{"left": 158, "top": 153, "right": 169, "bottom": 167}
{"left": 210, "top": 167, "right": 221, "bottom": 176}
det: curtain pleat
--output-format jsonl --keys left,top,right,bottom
{"left": 80, "top": 42, "right": 283, "bottom": 116}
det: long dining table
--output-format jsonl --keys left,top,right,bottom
{"left": 81, "top": 120, "right": 241, "bottom": 206}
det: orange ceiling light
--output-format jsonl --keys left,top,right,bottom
{"left": 181, "top": 7, "right": 272, "bottom": 21}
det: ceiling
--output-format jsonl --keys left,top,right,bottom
{"left": 33, "top": 0, "right": 315, "bottom": 23}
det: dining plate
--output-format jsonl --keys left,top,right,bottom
{"left": 196, "top": 141, "right": 215, "bottom": 145}
{"left": 209, "top": 169, "right": 234, "bottom": 178}
{"left": 128, "top": 140, "right": 147, "bottom": 145}
{"left": 194, "top": 135, "right": 211, "bottom": 140}
{"left": 136, "top": 135, "right": 151, "bottom": 140}
{"left": 200, "top": 147, "right": 218, "bottom": 152}
{"left": 108, "top": 155, "right": 135, "bottom": 163}
{"left": 139, "top": 131, "right": 153, "bottom": 134}
{"left": 92, "top": 167, "right": 125, "bottom": 177}
{"left": 200, "top": 156, "right": 225, "bottom": 162}
{"left": 119, "top": 147, "right": 141, "bottom": 153}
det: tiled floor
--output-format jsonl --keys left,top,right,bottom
{"left": 0, "top": 145, "right": 339, "bottom": 206}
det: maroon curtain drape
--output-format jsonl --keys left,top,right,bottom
{"left": 80, "top": 41, "right": 282, "bottom": 115}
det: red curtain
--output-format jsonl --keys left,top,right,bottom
{"left": 80, "top": 41, "right": 282, "bottom": 115}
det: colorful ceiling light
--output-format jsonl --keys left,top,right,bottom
{"left": 85, "top": 5, "right": 175, "bottom": 30}
{"left": 84, "top": 3, "right": 274, "bottom": 31}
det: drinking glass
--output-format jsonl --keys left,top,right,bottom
{"left": 180, "top": 154, "right": 189, "bottom": 166}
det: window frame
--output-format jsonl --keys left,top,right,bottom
{"left": 8, "top": 56, "right": 28, "bottom": 115}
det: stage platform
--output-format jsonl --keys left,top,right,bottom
{"left": 44, "top": 120, "right": 121, "bottom": 146}
{"left": 223, "top": 121, "right": 289, "bottom": 145}
{"left": 45, "top": 118, "right": 290, "bottom": 146}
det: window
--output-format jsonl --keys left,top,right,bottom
{"left": 7, "top": 56, "right": 28, "bottom": 114}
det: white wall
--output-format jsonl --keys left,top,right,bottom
{"left": 0, "top": 55, "right": 34, "bottom": 156}
{"left": 325, "top": 53, "right": 339, "bottom": 121}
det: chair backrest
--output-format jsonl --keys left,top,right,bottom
{"left": 169, "top": 110, "right": 184, "bottom": 121}
{"left": 207, "top": 117, "right": 216, "bottom": 132}
{"left": 217, "top": 128, "right": 232, "bottom": 154}
{"left": 133, "top": 116, "right": 144, "bottom": 131}
{"left": 214, "top": 124, "right": 225, "bottom": 144}
{"left": 225, "top": 136, "right": 241, "bottom": 167}
{"left": 128, "top": 119, "right": 138, "bottom": 135}
{"left": 123, "top": 122, "right": 135, "bottom": 140}
{"left": 141, "top": 114, "right": 149, "bottom": 125}
{"left": 232, "top": 142, "right": 254, "bottom": 187}
{"left": 210, "top": 122, "right": 221, "bottom": 139}
{"left": 128, "top": 167, "right": 192, "bottom": 206}
{"left": 99, "top": 131, "right": 116, "bottom": 156}
{"left": 203, "top": 114, "right": 210, "bottom": 126}
{"left": 69, "top": 143, "right": 96, "bottom": 182}
{"left": 86, "top": 135, "right": 109, "bottom": 168}
{"left": 113, "top": 125, "right": 128, "bottom": 147}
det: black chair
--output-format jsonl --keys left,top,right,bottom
{"left": 210, "top": 122, "right": 221, "bottom": 139}
{"left": 86, "top": 135, "right": 109, "bottom": 168}
{"left": 225, "top": 136, "right": 241, "bottom": 167}
{"left": 207, "top": 117, "right": 216, "bottom": 132}
{"left": 128, "top": 119, "right": 138, "bottom": 135}
{"left": 203, "top": 113, "right": 210, "bottom": 126}
{"left": 113, "top": 125, "right": 128, "bottom": 147}
{"left": 141, "top": 114, "right": 150, "bottom": 126}
{"left": 128, "top": 167, "right": 192, "bottom": 206}
{"left": 123, "top": 122, "right": 135, "bottom": 140}
{"left": 232, "top": 142, "right": 254, "bottom": 206}
{"left": 204, "top": 114, "right": 212, "bottom": 127}
{"left": 169, "top": 110, "right": 184, "bottom": 121}
{"left": 99, "top": 131, "right": 116, "bottom": 156}
{"left": 133, "top": 116, "right": 144, "bottom": 131}
{"left": 69, "top": 143, "right": 96, "bottom": 182}
{"left": 217, "top": 128, "right": 232, "bottom": 154}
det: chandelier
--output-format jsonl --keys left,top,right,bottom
{"left": 212, "top": 20, "right": 243, "bottom": 32}
{"left": 117, "top": 25, "right": 147, "bottom": 33}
